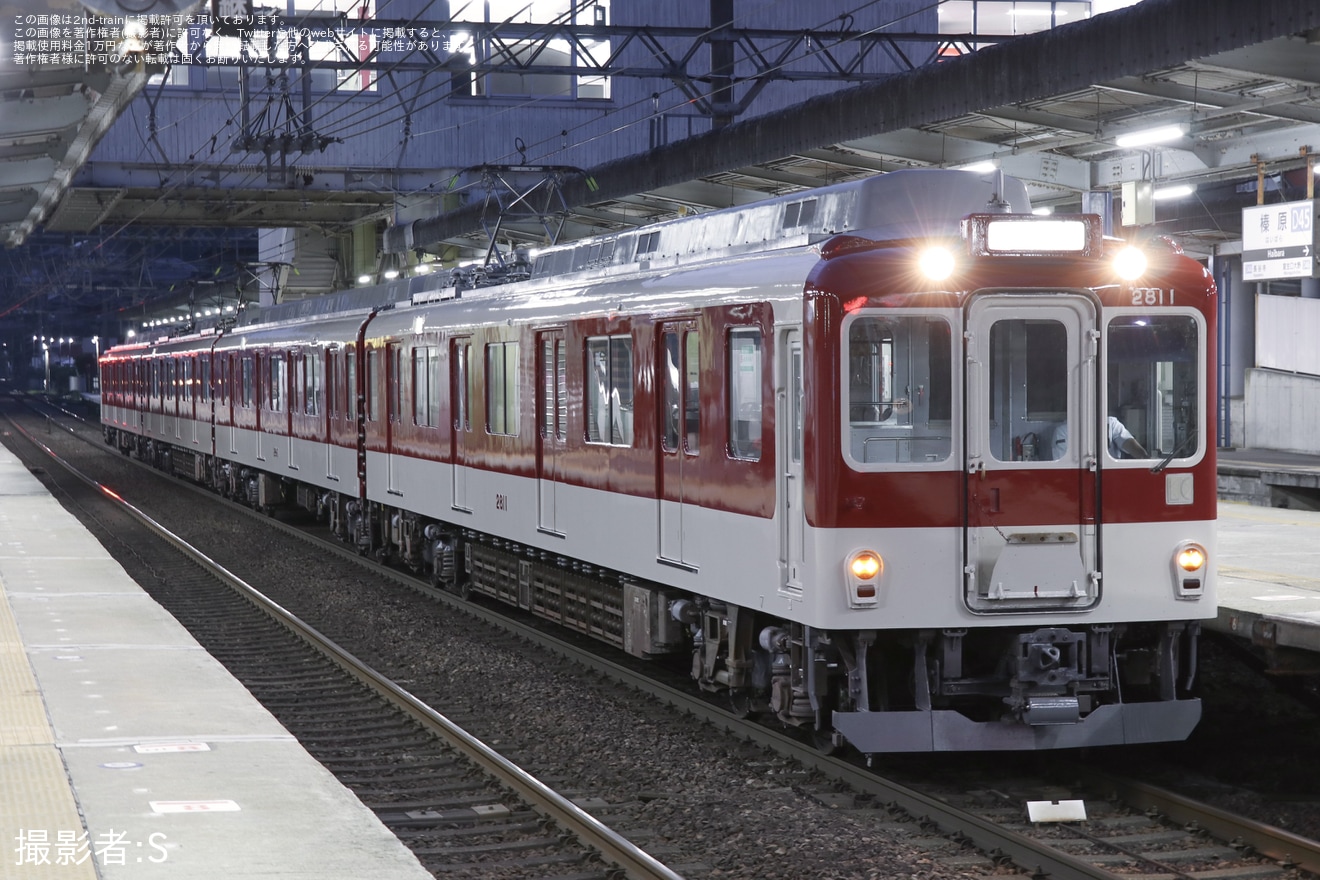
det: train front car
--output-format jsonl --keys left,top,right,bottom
{"left": 795, "top": 172, "right": 1217, "bottom": 752}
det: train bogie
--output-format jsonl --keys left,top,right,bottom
{"left": 101, "top": 169, "right": 1217, "bottom": 753}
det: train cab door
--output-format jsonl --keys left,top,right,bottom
{"left": 778, "top": 329, "right": 805, "bottom": 593}
{"left": 657, "top": 321, "right": 699, "bottom": 569}
{"left": 536, "top": 330, "right": 566, "bottom": 536}
{"left": 450, "top": 338, "right": 473, "bottom": 512}
{"left": 963, "top": 292, "right": 1101, "bottom": 612}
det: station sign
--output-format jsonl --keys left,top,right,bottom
{"left": 1242, "top": 199, "right": 1318, "bottom": 281}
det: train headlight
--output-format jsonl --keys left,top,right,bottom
{"left": 1172, "top": 541, "right": 1207, "bottom": 598}
{"left": 1113, "top": 246, "right": 1147, "bottom": 281}
{"left": 845, "top": 550, "right": 884, "bottom": 608}
{"left": 918, "top": 246, "right": 955, "bottom": 282}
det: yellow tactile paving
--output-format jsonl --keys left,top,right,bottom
{"left": 0, "top": 582, "right": 97, "bottom": 880}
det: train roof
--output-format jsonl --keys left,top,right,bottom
{"left": 111, "top": 169, "right": 1031, "bottom": 354}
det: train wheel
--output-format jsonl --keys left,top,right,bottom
{"left": 812, "top": 726, "right": 844, "bottom": 756}
{"left": 728, "top": 687, "right": 757, "bottom": 719}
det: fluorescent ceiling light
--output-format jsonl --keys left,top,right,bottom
{"left": 955, "top": 160, "right": 998, "bottom": 174}
{"left": 1032, "top": 206, "right": 1054, "bottom": 216}
{"left": 1153, "top": 184, "right": 1195, "bottom": 201}
{"left": 1115, "top": 124, "right": 1186, "bottom": 148}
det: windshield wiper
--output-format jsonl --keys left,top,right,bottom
{"left": 1150, "top": 434, "right": 1196, "bottom": 474}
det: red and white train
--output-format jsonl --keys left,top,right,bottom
{"left": 100, "top": 169, "right": 1217, "bottom": 753}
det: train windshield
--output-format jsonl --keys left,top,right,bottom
{"left": 1105, "top": 314, "right": 1201, "bottom": 463}
{"left": 845, "top": 314, "right": 953, "bottom": 466}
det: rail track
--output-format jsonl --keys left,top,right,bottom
{"left": 8, "top": 394, "right": 1319, "bottom": 880}
{"left": 2, "top": 400, "right": 682, "bottom": 880}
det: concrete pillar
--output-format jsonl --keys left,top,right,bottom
{"left": 1226, "top": 257, "right": 1253, "bottom": 399}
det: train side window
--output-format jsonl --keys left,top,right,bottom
{"left": 662, "top": 333, "right": 680, "bottom": 451}
{"left": 200, "top": 358, "right": 211, "bottom": 403}
{"left": 540, "top": 334, "right": 566, "bottom": 440}
{"left": 243, "top": 355, "right": 255, "bottom": 407}
{"left": 304, "top": 352, "right": 321, "bottom": 416}
{"left": 685, "top": 330, "right": 700, "bottom": 452}
{"left": 727, "top": 328, "right": 761, "bottom": 461}
{"left": 326, "top": 350, "right": 338, "bottom": 418}
{"left": 165, "top": 359, "right": 175, "bottom": 401}
{"left": 586, "top": 336, "right": 633, "bottom": 446}
{"left": 366, "top": 349, "right": 379, "bottom": 422}
{"left": 269, "top": 353, "right": 286, "bottom": 413}
{"left": 662, "top": 330, "right": 700, "bottom": 453}
{"left": 486, "top": 341, "right": 519, "bottom": 436}
{"left": 413, "top": 346, "right": 440, "bottom": 427}
{"left": 428, "top": 346, "right": 442, "bottom": 428}
{"left": 845, "top": 315, "right": 953, "bottom": 466}
{"left": 346, "top": 347, "right": 357, "bottom": 420}
{"left": 182, "top": 358, "right": 193, "bottom": 403}
{"left": 452, "top": 339, "right": 471, "bottom": 431}
{"left": 1106, "top": 314, "right": 1200, "bottom": 462}
{"left": 389, "top": 346, "right": 402, "bottom": 423}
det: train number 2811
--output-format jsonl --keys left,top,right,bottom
{"left": 1131, "top": 287, "right": 1173, "bottom": 305}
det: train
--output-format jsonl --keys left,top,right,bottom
{"left": 99, "top": 168, "right": 1218, "bottom": 753}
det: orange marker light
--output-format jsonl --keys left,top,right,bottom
{"left": 850, "top": 552, "right": 883, "bottom": 580}
{"left": 1176, "top": 546, "right": 1206, "bottom": 572}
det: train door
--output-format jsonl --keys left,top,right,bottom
{"left": 963, "top": 292, "right": 1100, "bottom": 612}
{"left": 536, "top": 330, "right": 566, "bottom": 535}
{"left": 778, "top": 328, "right": 805, "bottom": 592}
{"left": 657, "top": 321, "right": 699, "bottom": 568}
{"left": 450, "top": 338, "right": 472, "bottom": 512}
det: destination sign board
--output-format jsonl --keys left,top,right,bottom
{"left": 1242, "top": 199, "right": 1318, "bottom": 281}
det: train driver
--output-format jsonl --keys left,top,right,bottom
{"left": 1051, "top": 416, "right": 1148, "bottom": 460}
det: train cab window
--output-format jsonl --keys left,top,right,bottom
{"left": 586, "top": 336, "right": 633, "bottom": 446}
{"left": 486, "top": 341, "right": 520, "bottom": 436}
{"left": 987, "top": 319, "right": 1066, "bottom": 463}
{"left": 268, "top": 354, "right": 286, "bottom": 413}
{"left": 845, "top": 315, "right": 953, "bottom": 466}
{"left": 241, "top": 355, "right": 255, "bottom": 407}
{"left": 1105, "top": 314, "right": 1200, "bottom": 463}
{"left": 727, "top": 328, "right": 761, "bottom": 461}
{"left": 662, "top": 330, "right": 699, "bottom": 453}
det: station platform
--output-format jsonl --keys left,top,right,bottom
{"left": 0, "top": 445, "right": 432, "bottom": 878}
{"left": 1214, "top": 447, "right": 1320, "bottom": 666}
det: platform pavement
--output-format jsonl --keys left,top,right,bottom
{"left": 0, "top": 443, "right": 433, "bottom": 879}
